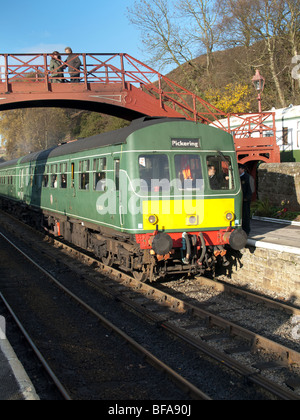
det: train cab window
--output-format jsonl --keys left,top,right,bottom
{"left": 60, "top": 163, "right": 68, "bottom": 188}
{"left": 207, "top": 155, "right": 234, "bottom": 190}
{"left": 79, "top": 160, "right": 90, "bottom": 190}
{"left": 174, "top": 154, "right": 203, "bottom": 191}
{"left": 93, "top": 158, "right": 107, "bottom": 191}
{"left": 138, "top": 154, "right": 170, "bottom": 192}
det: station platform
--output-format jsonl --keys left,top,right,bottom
{"left": 0, "top": 338, "right": 39, "bottom": 400}
{"left": 248, "top": 217, "right": 300, "bottom": 255}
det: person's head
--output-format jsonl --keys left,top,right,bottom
{"left": 65, "top": 47, "right": 73, "bottom": 54}
{"left": 52, "top": 51, "right": 60, "bottom": 58}
{"left": 238, "top": 163, "right": 246, "bottom": 175}
{"left": 208, "top": 165, "right": 216, "bottom": 177}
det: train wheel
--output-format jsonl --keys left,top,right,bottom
{"left": 133, "top": 267, "right": 148, "bottom": 283}
{"left": 102, "top": 252, "right": 113, "bottom": 266}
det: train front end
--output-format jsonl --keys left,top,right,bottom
{"left": 123, "top": 120, "right": 248, "bottom": 280}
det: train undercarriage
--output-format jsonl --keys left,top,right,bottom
{"left": 0, "top": 198, "right": 246, "bottom": 282}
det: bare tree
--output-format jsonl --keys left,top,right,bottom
{"left": 176, "top": 0, "right": 223, "bottom": 76}
{"left": 283, "top": 0, "right": 300, "bottom": 92}
{"left": 218, "top": 0, "right": 261, "bottom": 48}
{"left": 0, "top": 109, "right": 70, "bottom": 159}
{"left": 254, "top": 0, "right": 286, "bottom": 107}
{"left": 127, "top": 0, "right": 222, "bottom": 87}
{"left": 220, "top": 0, "right": 287, "bottom": 107}
{"left": 127, "top": 0, "right": 191, "bottom": 70}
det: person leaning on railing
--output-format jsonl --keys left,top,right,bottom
{"left": 63, "top": 47, "right": 81, "bottom": 83}
{"left": 50, "top": 51, "right": 65, "bottom": 83}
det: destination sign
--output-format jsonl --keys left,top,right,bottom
{"left": 171, "top": 138, "right": 200, "bottom": 148}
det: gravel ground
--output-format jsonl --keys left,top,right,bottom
{"left": 157, "top": 277, "right": 300, "bottom": 354}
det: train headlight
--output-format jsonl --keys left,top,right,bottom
{"left": 186, "top": 215, "right": 198, "bottom": 226}
{"left": 225, "top": 211, "right": 235, "bottom": 222}
{"left": 148, "top": 215, "right": 158, "bottom": 225}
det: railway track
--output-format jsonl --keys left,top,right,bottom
{"left": 0, "top": 228, "right": 211, "bottom": 400}
{"left": 0, "top": 292, "right": 72, "bottom": 400}
{"left": 1, "top": 210, "right": 300, "bottom": 399}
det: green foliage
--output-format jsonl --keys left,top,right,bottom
{"left": 251, "top": 199, "right": 300, "bottom": 221}
{"left": 72, "top": 113, "right": 129, "bottom": 138}
{"left": 251, "top": 199, "right": 277, "bottom": 217}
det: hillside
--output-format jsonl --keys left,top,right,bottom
{"left": 166, "top": 41, "right": 298, "bottom": 113}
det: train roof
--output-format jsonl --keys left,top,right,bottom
{"left": 18, "top": 117, "right": 188, "bottom": 164}
{"left": 0, "top": 117, "right": 228, "bottom": 168}
{"left": 0, "top": 117, "right": 183, "bottom": 168}
{"left": 0, "top": 158, "right": 20, "bottom": 169}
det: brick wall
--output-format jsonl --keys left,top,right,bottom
{"left": 220, "top": 246, "right": 300, "bottom": 303}
{"left": 257, "top": 163, "right": 300, "bottom": 211}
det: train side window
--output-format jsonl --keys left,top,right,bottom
{"left": 93, "top": 158, "right": 107, "bottom": 191}
{"left": 43, "top": 165, "right": 49, "bottom": 188}
{"left": 114, "top": 159, "right": 120, "bottom": 191}
{"left": 25, "top": 168, "right": 30, "bottom": 186}
{"left": 79, "top": 160, "right": 90, "bottom": 190}
{"left": 29, "top": 167, "right": 34, "bottom": 187}
{"left": 60, "top": 163, "right": 68, "bottom": 188}
{"left": 20, "top": 169, "right": 24, "bottom": 188}
{"left": 51, "top": 164, "right": 58, "bottom": 188}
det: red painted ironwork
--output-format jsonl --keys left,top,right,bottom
{"left": 0, "top": 53, "right": 280, "bottom": 164}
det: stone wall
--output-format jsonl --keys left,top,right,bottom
{"left": 219, "top": 246, "right": 300, "bottom": 303}
{"left": 257, "top": 163, "right": 300, "bottom": 211}
{"left": 218, "top": 163, "right": 300, "bottom": 303}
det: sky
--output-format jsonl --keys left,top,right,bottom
{"left": 0, "top": 1, "right": 142, "bottom": 58}
{"left": 0, "top": 1, "right": 149, "bottom": 146}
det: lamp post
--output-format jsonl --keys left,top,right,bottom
{"left": 252, "top": 69, "right": 265, "bottom": 112}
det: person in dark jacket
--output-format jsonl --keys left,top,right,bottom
{"left": 50, "top": 51, "right": 64, "bottom": 83}
{"left": 239, "top": 164, "right": 252, "bottom": 235}
{"left": 63, "top": 47, "right": 81, "bottom": 82}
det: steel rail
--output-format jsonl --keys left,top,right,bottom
{"left": 54, "top": 235, "right": 300, "bottom": 367}
{"left": 1, "top": 212, "right": 300, "bottom": 399}
{"left": 0, "top": 289, "right": 72, "bottom": 401}
{"left": 48, "top": 239, "right": 300, "bottom": 398}
{"left": 42, "top": 236, "right": 300, "bottom": 400}
{"left": 194, "top": 276, "right": 300, "bottom": 317}
{"left": 0, "top": 230, "right": 211, "bottom": 401}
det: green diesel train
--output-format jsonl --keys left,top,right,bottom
{"left": 0, "top": 117, "right": 247, "bottom": 281}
